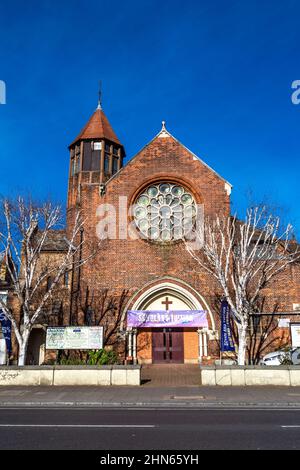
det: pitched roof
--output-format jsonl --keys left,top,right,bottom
{"left": 106, "top": 121, "right": 232, "bottom": 188}
{"left": 69, "top": 107, "right": 121, "bottom": 147}
{"left": 36, "top": 230, "right": 68, "bottom": 252}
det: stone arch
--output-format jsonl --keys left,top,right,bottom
{"left": 26, "top": 326, "right": 46, "bottom": 365}
{"left": 121, "top": 277, "right": 215, "bottom": 331}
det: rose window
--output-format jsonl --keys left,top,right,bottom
{"left": 134, "top": 182, "right": 197, "bottom": 241}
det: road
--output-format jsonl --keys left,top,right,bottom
{"left": 0, "top": 407, "right": 300, "bottom": 450}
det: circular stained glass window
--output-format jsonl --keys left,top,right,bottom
{"left": 134, "top": 183, "right": 196, "bottom": 241}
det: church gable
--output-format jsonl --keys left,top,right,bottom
{"left": 105, "top": 122, "right": 231, "bottom": 218}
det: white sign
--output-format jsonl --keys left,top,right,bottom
{"left": 278, "top": 318, "right": 290, "bottom": 328}
{"left": 93, "top": 142, "right": 102, "bottom": 150}
{"left": 0, "top": 338, "right": 6, "bottom": 365}
{"left": 291, "top": 323, "right": 300, "bottom": 348}
{"left": 46, "top": 326, "right": 103, "bottom": 350}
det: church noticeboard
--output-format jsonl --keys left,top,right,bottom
{"left": 46, "top": 326, "right": 103, "bottom": 350}
{"left": 291, "top": 323, "right": 300, "bottom": 348}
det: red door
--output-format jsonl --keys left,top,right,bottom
{"left": 152, "top": 328, "right": 184, "bottom": 363}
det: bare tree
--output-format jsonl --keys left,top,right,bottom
{"left": 79, "top": 286, "right": 129, "bottom": 347}
{"left": 247, "top": 314, "right": 288, "bottom": 365}
{"left": 229, "top": 298, "right": 289, "bottom": 365}
{"left": 186, "top": 207, "right": 300, "bottom": 365}
{"left": 0, "top": 197, "right": 95, "bottom": 366}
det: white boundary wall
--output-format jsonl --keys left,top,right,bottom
{"left": 0, "top": 366, "right": 141, "bottom": 386}
{"left": 201, "top": 366, "right": 300, "bottom": 386}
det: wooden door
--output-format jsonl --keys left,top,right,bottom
{"left": 152, "top": 328, "right": 184, "bottom": 363}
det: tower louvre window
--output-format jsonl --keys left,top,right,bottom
{"left": 112, "top": 156, "right": 119, "bottom": 174}
{"left": 83, "top": 141, "right": 100, "bottom": 171}
{"left": 104, "top": 153, "right": 110, "bottom": 175}
{"left": 76, "top": 155, "right": 80, "bottom": 173}
{"left": 71, "top": 156, "right": 80, "bottom": 176}
{"left": 82, "top": 142, "right": 92, "bottom": 171}
{"left": 91, "top": 146, "right": 100, "bottom": 171}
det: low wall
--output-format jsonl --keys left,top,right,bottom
{"left": 0, "top": 365, "right": 141, "bottom": 386}
{"left": 201, "top": 365, "right": 300, "bottom": 386}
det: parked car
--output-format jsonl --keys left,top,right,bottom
{"left": 260, "top": 348, "right": 300, "bottom": 366}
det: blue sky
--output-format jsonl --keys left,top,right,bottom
{"left": 0, "top": 0, "right": 299, "bottom": 235}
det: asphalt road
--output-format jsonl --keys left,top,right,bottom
{"left": 0, "top": 407, "right": 300, "bottom": 450}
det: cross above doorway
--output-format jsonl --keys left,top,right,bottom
{"left": 161, "top": 296, "right": 173, "bottom": 311}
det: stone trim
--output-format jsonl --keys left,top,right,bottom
{"left": 200, "top": 366, "right": 300, "bottom": 386}
{"left": 0, "top": 366, "right": 141, "bottom": 386}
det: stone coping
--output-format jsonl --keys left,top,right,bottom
{"left": 0, "top": 365, "right": 141, "bottom": 371}
{"left": 200, "top": 365, "right": 300, "bottom": 370}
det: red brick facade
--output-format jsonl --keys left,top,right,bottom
{"left": 2, "top": 108, "right": 298, "bottom": 367}
{"left": 64, "top": 108, "right": 300, "bottom": 364}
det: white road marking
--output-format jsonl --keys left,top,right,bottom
{"left": 281, "top": 425, "right": 300, "bottom": 428}
{"left": 0, "top": 424, "right": 155, "bottom": 428}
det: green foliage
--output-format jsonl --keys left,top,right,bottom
{"left": 56, "top": 349, "right": 119, "bottom": 366}
{"left": 87, "top": 349, "right": 119, "bottom": 365}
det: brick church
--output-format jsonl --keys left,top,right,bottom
{"left": 63, "top": 102, "right": 300, "bottom": 366}
{"left": 2, "top": 102, "right": 299, "bottom": 366}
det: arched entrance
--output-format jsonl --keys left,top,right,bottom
{"left": 125, "top": 280, "right": 215, "bottom": 364}
{"left": 140, "top": 290, "right": 198, "bottom": 364}
{"left": 26, "top": 327, "right": 46, "bottom": 365}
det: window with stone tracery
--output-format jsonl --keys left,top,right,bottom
{"left": 134, "top": 182, "right": 197, "bottom": 242}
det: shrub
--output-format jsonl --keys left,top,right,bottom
{"left": 87, "top": 349, "right": 119, "bottom": 365}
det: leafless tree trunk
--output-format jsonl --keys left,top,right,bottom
{"left": 0, "top": 197, "right": 96, "bottom": 366}
{"left": 186, "top": 206, "right": 300, "bottom": 365}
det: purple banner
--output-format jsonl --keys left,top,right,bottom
{"left": 127, "top": 310, "right": 208, "bottom": 328}
{"left": 220, "top": 300, "right": 235, "bottom": 352}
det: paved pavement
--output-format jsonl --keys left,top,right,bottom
{"left": 141, "top": 364, "right": 201, "bottom": 386}
{"left": 1, "top": 385, "right": 300, "bottom": 408}
{"left": 0, "top": 407, "right": 300, "bottom": 449}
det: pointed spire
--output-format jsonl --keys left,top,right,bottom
{"left": 69, "top": 107, "right": 122, "bottom": 147}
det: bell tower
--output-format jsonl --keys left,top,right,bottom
{"left": 67, "top": 101, "right": 125, "bottom": 212}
